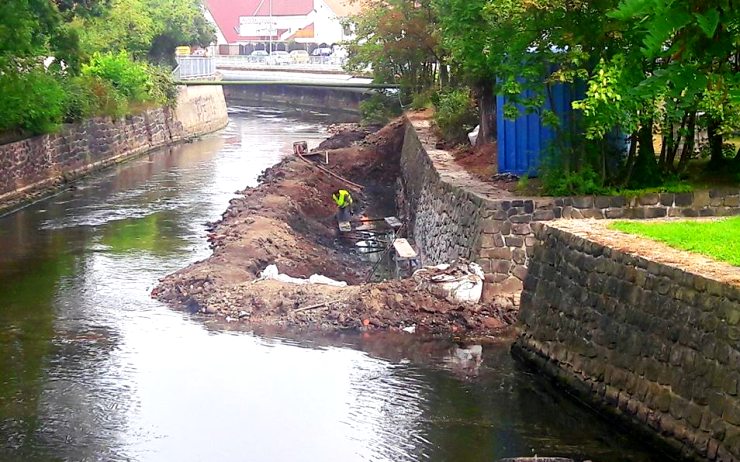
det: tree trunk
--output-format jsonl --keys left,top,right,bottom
{"left": 629, "top": 120, "right": 661, "bottom": 188}
{"left": 475, "top": 80, "right": 496, "bottom": 146}
{"left": 665, "top": 113, "right": 687, "bottom": 172}
{"left": 622, "top": 132, "right": 638, "bottom": 186}
{"left": 677, "top": 111, "right": 696, "bottom": 173}
{"left": 707, "top": 118, "right": 725, "bottom": 169}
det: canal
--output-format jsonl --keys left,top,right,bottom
{"left": 0, "top": 106, "right": 666, "bottom": 461}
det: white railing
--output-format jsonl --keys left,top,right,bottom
{"left": 212, "top": 54, "right": 346, "bottom": 71}
{"left": 174, "top": 56, "right": 216, "bottom": 80}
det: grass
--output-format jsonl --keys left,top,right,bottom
{"left": 609, "top": 217, "right": 740, "bottom": 266}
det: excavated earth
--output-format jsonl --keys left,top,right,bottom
{"left": 153, "top": 118, "right": 517, "bottom": 335}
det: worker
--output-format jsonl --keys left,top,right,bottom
{"left": 332, "top": 189, "right": 354, "bottom": 223}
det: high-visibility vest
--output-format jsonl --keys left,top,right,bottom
{"left": 332, "top": 189, "right": 353, "bottom": 208}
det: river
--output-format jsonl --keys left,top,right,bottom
{"left": 0, "top": 106, "right": 666, "bottom": 462}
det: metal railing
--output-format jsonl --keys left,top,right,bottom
{"left": 212, "top": 54, "right": 346, "bottom": 71}
{"left": 173, "top": 56, "right": 216, "bottom": 80}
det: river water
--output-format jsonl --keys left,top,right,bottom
{"left": 0, "top": 106, "right": 667, "bottom": 462}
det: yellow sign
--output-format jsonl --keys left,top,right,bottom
{"left": 175, "top": 46, "right": 191, "bottom": 56}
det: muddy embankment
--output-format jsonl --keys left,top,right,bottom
{"left": 153, "top": 118, "right": 517, "bottom": 334}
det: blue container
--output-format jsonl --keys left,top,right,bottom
{"left": 496, "top": 82, "right": 585, "bottom": 176}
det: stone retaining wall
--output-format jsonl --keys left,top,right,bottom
{"left": 224, "top": 84, "right": 364, "bottom": 114}
{"left": 0, "top": 85, "right": 228, "bottom": 213}
{"left": 513, "top": 221, "right": 740, "bottom": 461}
{"left": 399, "top": 117, "right": 740, "bottom": 301}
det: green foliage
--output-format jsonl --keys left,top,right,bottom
{"left": 345, "top": 0, "right": 443, "bottom": 93}
{"left": 610, "top": 217, "right": 740, "bottom": 266}
{"left": 63, "top": 75, "right": 129, "bottom": 121}
{"left": 541, "top": 165, "right": 607, "bottom": 196}
{"left": 0, "top": 70, "right": 67, "bottom": 135}
{"left": 410, "top": 90, "right": 435, "bottom": 110}
{"left": 82, "top": 52, "right": 152, "bottom": 102}
{"left": 433, "top": 89, "right": 478, "bottom": 143}
{"left": 360, "top": 92, "right": 401, "bottom": 125}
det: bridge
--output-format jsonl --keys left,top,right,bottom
{"left": 172, "top": 56, "right": 398, "bottom": 90}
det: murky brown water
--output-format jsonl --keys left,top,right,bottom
{"left": 0, "top": 106, "right": 670, "bottom": 461}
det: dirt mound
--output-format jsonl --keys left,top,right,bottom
{"left": 153, "top": 117, "right": 517, "bottom": 335}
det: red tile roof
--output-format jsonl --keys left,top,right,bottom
{"left": 206, "top": 0, "right": 314, "bottom": 43}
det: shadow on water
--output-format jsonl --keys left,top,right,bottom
{"left": 0, "top": 106, "right": 669, "bottom": 461}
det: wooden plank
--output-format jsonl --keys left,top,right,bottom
{"left": 384, "top": 216, "right": 403, "bottom": 229}
{"left": 338, "top": 221, "right": 352, "bottom": 232}
{"left": 393, "top": 238, "right": 417, "bottom": 259}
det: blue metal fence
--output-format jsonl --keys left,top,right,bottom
{"left": 496, "top": 82, "right": 585, "bottom": 176}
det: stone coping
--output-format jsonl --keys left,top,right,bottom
{"left": 546, "top": 219, "right": 740, "bottom": 287}
{"left": 409, "top": 118, "right": 512, "bottom": 201}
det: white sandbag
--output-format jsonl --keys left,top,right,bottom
{"left": 468, "top": 125, "right": 480, "bottom": 145}
{"left": 308, "top": 274, "right": 347, "bottom": 287}
{"left": 413, "top": 260, "right": 484, "bottom": 304}
{"left": 259, "top": 264, "right": 346, "bottom": 287}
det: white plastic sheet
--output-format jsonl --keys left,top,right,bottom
{"left": 259, "top": 264, "right": 347, "bottom": 287}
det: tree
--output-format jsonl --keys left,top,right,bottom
{"left": 345, "top": 0, "right": 445, "bottom": 97}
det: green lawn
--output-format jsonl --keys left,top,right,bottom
{"left": 609, "top": 217, "right": 740, "bottom": 266}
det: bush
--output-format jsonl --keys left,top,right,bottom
{"left": 63, "top": 75, "right": 129, "bottom": 121}
{"left": 410, "top": 90, "right": 435, "bottom": 110}
{"left": 433, "top": 89, "right": 478, "bottom": 143}
{"left": 0, "top": 69, "right": 67, "bottom": 135}
{"left": 541, "top": 165, "right": 607, "bottom": 196}
{"left": 82, "top": 51, "right": 154, "bottom": 103}
{"left": 147, "top": 65, "right": 177, "bottom": 106}
{"left": 360, "top": 92, "right": 401, "bottom": 125}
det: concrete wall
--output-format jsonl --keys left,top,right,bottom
{"left": 513, "top": 221, "right": 740, "bottom": 461}
{"left": 0, "top": 85, "right": 228, "bottom": 213}
{"left": 224, "top": 84, "right": 364, "bottom": 113}
{"left": 399, "top": 117, "right": 740, "bottom": 303}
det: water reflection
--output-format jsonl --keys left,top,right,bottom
{"left": 0, "top": 107, "right": 667, "bottom": 462}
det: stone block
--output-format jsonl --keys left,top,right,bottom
{"left": 491, "top": 259, "right": 512, "bottom": 274}
{"left": 581, "top": 208, "right": 605, "bottom": 219}
{"left": 512, "top": 223, "right": 532, "bottom": 235}
{"left": 638, "top": 193, "right": 660, "bottom": 205}
{"left": 512, "top": 265, "right": 528, "bottom": 281}
{"left": 605, "top": 208, "right": 625, "bottom": 219}
{"left": 505, "top": 236, "right": 524, "bottom": 247}
{"left": 501, "top": 220, "right": 512, "bottom": 235}
{"left": 659, "top": 193, "right": 675, "bottom": 206}
{"left": 510, "top": 214, "right": 532, "bottom": 223}
{"left": 492, "top": 276, "right": 523, "bottom": 294}
{"left": 512, "top": 248, "right": 526, "bottom": 264}
{"left": 610, "top": 196, "right": 627, "bottom": 208}
{"left": 481, "top": 247, "right": 512, "bottom": 259}
{"left": 594, "top": 196, "right": 611, "bottom": 209}
{"left": 572, "top": 196, "right": 594, "bottom": 208}
{"left": 524, "top": 200, "right": 534, "bottom": 213}
{"left": 725, "top": 195, "right": 740, "bottom": 207}
{"left": 533, "top": 209, "right": 556, "bottom": 221}
{"left": 482, "top": 219, "right": 503, "bottom": 234}
{"left": 693, "top": 190, "right": 711, "bottom": 208}
{"left": 674, "top": 192, "right": 693, "bottom": 207}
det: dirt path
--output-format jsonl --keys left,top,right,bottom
{"left": 153, "top": 118, "right": 516, "bottom": 335}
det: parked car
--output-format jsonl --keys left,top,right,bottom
{"left": 250, "top": 50, "right": 268, "bottom": 56}
{"left": 289, "top": 50, "right": 310, "bottom": 64}
{"left": 311, "top": 47, "right": 333, "bottom": 57}
{"left": 266, "top": 51, "right": 291, "bottom": 65}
